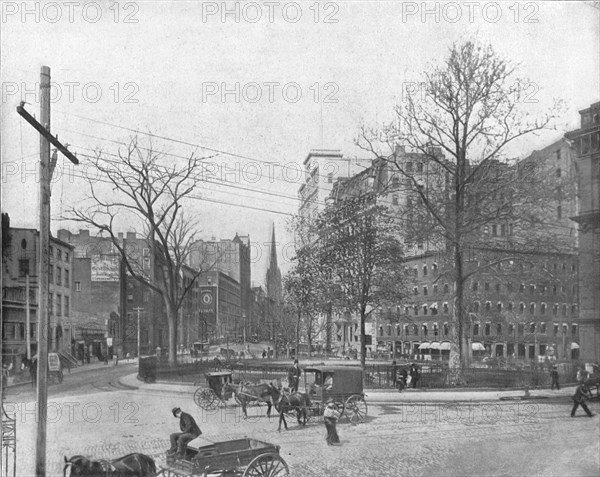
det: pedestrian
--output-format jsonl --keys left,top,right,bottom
{"left": 409, "top": 363, "right": 420, "bottom": 388}
{"left": 571, "top": 382, "right": 595, "bottom": 418}
{"left": 390, "top": 360, "right": 398, "bottom": 387}
{"left": 323, "top": 400, "right": 341, "bottom": 446}
{"left": 168, "top": 407, "right": 202, "bottom": 457}
{"left": 550, "top": 365, "right": 560, "bottom": 390}
{"left": 398, "top": 367, "right": 408, "bottom": 392}
{"left": 288, "top": 359, "right": 301, "bottom": 392}
{"left": 262, "top": 349, "right": 267, "bottom": 359}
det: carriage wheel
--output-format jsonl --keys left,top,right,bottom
{"left": 194, "top": 388, "right": 216, "bottom": 409}
{"left": 344, "top": 394, "right": 367, "bottom": 425}
{"left": 243, "top": 453, "right": 290, "bottom": 477}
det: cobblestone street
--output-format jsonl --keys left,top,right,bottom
{"left": 5, "top": 383, "right": 600, "bottom": 476}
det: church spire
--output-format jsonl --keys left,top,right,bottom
{"left": 265, "top": 223, "right": 282, "bottom": 304}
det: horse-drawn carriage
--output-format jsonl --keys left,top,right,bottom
{"left": 193, "top": 372, "right": 234, "bottom": 410}
{"left": 158, "top": 437, "right": 289, "bottom": 477}
{"left": 303, "top": 366, "right": 367, "bottom": 424}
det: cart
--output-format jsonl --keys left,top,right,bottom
{"left": 303, "top": 365, "right": 367, "bottom": 424}
{"left": 194, "top": 372, "right": 234, "bottom": 410}
{"left": 158, "top": 437, "right": 289, "bottom": 476}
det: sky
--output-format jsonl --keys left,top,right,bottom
{"left": 1, "top": 0, "right": 599, "bottom": 282}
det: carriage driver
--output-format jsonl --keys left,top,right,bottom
{"left": 288, "top": 359, "right": 302, "bottom": 392}
{"left": 168, "top": 407, "right": 202, "bottom": 458}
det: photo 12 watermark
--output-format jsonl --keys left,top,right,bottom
{"left": 201, "top": 81, "right": 339, "bottom": 104}
{"left": 1, "top": 1, "right": 140, "bottom": 24}
{"left": 200, "top": 1, "right": 339, "bottom": 23}
{"left": 400, "top": 2, "right": 540, "bottom": 24}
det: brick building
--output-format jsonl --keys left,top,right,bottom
{"left": 566, "top": 101, "right": 600, "bottom": 362}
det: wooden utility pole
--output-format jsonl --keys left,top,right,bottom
{"left": 17, "top": 65, "right": 78, "bottom": 477}
{"left": 26, "top": 274, "right": 31, "bottom": 360}
{"left": 133, "top": 307, "right": 143, "bottom": 359}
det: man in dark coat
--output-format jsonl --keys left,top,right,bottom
{"left": 571, "top": 383, "right": 595, "bottom": 418}
{"left": 169, "top": 407, "right": 202, "bottom": 457}
{"left": 550, "top": 365, "right": 560, "bottom": 390}
{"left": 409, "top": 364, "right": 420, "bottom": 388}
{"left": 288, "top": 359, "right": 301, "bottom": 392}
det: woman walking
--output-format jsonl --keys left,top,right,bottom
{"left": 324, "top": 400, "right": 341, "bottom": 446}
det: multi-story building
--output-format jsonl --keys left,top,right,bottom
{"left": 57, "top": 229, "right": 164, "bottom": 356}
{"left": 2, "top": 226, "right": 74, "bottom": 370}
{"left": 566, "top": 101, "right": 600, "bottom": 362}
{"left": 189, "top": 233, "right": 252, "bottom": 341}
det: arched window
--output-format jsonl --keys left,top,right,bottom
{"left": 423, "top": 305, "right": 428, "bottom": 315}
{"left": 519, "top": 302, "right": 525, "bottom": 314}
{"left": 443, "top": 302, "right": 449, "bottom": 314}
{"left": 529, "top": 303, "right": 535, "bottom": 315}
{"left": 540, "top": 303, "right": 546, "bottom": 315}
{"left": 485, "top": 301, "right": 491, "bottom": 312}
{"left": 530, "top": 322, "right": 536, "bottom": 333}
{"left": 496, "top": 323, "right": 502, "bottom": 335}
{"left": 496, "top": 302, "right": 502, "bottom": 312}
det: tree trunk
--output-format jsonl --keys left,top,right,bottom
{"left": 165, "top": 299, "right": 177, "bottom": 366}
{"left": 360, "top": 306, "right": 367, "bottom": 384}
{"left": 326, "top": 304, "right": 332, "bottom": 356}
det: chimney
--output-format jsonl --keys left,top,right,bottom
{"left": 118, "top": 233, "right": 124, "bottom": 240}
{"left": 395, "top": 145, "right": 406, "bottom": 155}
{"left": 126, "top": 232, "right": 136, "bottom": 241}
{"left": 80, "top": 230, "right": 90, "bottom": 240}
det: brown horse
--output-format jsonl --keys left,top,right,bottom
{"left": 275, "top": 391, "right": 312, "bottom": 431}
{"left": 223, "top": 381, "right": 281, "bottom": 418}
{"left": 63, "top": 453, "right": 156, "bottom": 477}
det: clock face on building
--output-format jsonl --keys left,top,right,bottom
{"left": 201, "top": 292, "right": 213, "bottom": 305}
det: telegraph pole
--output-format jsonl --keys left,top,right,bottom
{"left": 133, "top": 307, "right": 143, "bottom": 359}
{"left": 17, "top": 66, "right": 78, "bottom": 477}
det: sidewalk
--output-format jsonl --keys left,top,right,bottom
{"left": 118, "top": 372, "right": 578, "bottom": 403}
{"left": 4, "top": 359, "right": 137, "bottom": 389}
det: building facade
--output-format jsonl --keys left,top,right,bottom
{"left": 2, "top": 227, "right": 74, "bottom": 370}
{"left": 566, "top": 101, "right": 600, "bottom": 362}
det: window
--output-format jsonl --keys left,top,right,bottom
{"left": 444, "top": 283, "right": 449, "bottom": 294}
{"left": 56, "top": 295, "right": 62, "bottom": 316}
{"left": 423, "top": 265, "right": 428, "bottom": 276}
{"left": 143, "top": 248, "right": 151, "bottom": 270}
{"left": 472, "top": 302, "right": 480, "bottom": 313}
{"left": 571, "top": 304, "right": 577, "bottom": 315}
{"left": 508, "top": 324, "right": 515, "bottom": 335}
{"left": 540, "top": 285, "right": 546, "bottom": 295}
{"left": 413, "top": 267, "right": 418, "bottom": 277}
{"left": 507, "top": 282, "right": 513, "bottom": 292}
{"left": 529, "top": 303, "right": 535, "bottom": 315}
{"left": 571, "top": 324, "right": 578, "bottom": 336}
{"left": 57, "top": 249, "right": 62, "bottom": 261}
{"left": 472, "top": 281, "right": 479, "bottom": 292}
{"left": 423, "top": 305, "right": 428, "bottom": 315}
{"left": 485, "top": 301, "right": 491, "bottom": 312}
{"left": 518, "top": 323, "right": 524, "bottom": 335}
{"left": 556, "top": 167, "right": 561, "bottom": 178}
{"left": 492, "top": 225, "right": 497, "bottom": 236}
{"left": 392, "top": 194, "right": 399, "bottom": 206}
{"left": 57, "top": 267, "right": 62, "bottom": 286}
{"left": 48, "top": 293, "right": 53, "bottom": 315}
{"left": 74, "top": 281, "right": 81, "bottom": 292}
{"left": 65, "top": 252, "right": 69, "bottom": 262}
{"left": 557, "top": 205, "right": 562, "bottom": 219}
{"left": 529, "top": 322, "right": 535, "bottom": 333}
{"left": 432, "top": 304, "right": 438, "bottom": 315}
{"left": 417, "top": 162, "right": 424, "bottom": 173}
{"left": 378, "top": 326, "right": 384, "bottom": 336}
{"left": 49, "top": 246, "right": 54, "bottom": 257}
{"left": 414, "top": 305, "right": 419, "bottom": 316}
{"left": 473, "top": 323, "right": 479, "bottom": 336}
{"left": 541, "top": 303, "right": 546, "bottom": 315}
{"left": 64, "top": 269, "right": 69, "bottom": 288}
{"left": 432, "top": 263, "right": 438, "bottom": 271}
{"left": 406, "top": 162, "right": 413, "bottom": 172}
{"left": 484, "top": 282, "right": 490, "bottom": 291}
{"left": 508, "top": 302, "right": 514, "bottom": 312}
{"left": 18, "top": 259, "right": 30, "bottom": 277}
{"left": 553, "top": 285, "right": 557, "bottom": 295}
{"left": 496, "top": 302, "right": 502, "bottom": 312}
{"left": 540, "top": 322, "right": 546, "bottom": 334}
{"left": 433, "top": 284, "right": 438, "bottom": 294}
{"left": 327, "top": 172, "right": 333, "bottom": 183}
{"left": 562, "top": 304, "right": 567, "bottom": 317}
{"left": 432, "top": 323, "right": 439, "bottom": 337}
{"left": 495, "top": 283, "right": 501, "bottom": 293}
{"left": 423, "top": 286, "right": 428, "bottom": 296}
{"left": 387, "top": 324, "right": 392, "bottom": 336}
{"left": 485, "top": 323, "right": 491, "bottom": 336}
{"left": 519, "top": 302, "right": 525, "bottom": 314}
{"left": 443, "top": 302, "right": 449, "bottom": 314}
{"left": 422, "top": 324, "right": 428, "bottom": 335}
{"left": 391, "top": 175, "right": 400, "bottom": 188}
{"left": 49, "top": 265, "right": 54, "bottom": 284}
{"left": 500, "top": 224, "right": 506, "bottom": 236}
{"left": 443, "top": 323, "right": 449, "bottom": 336}
{"left": 404, "top": 325, "right": 410, "bottom": 336}
{"left": 413, "top": 287, "right": 419, "bottom": 295}
{"left": 64, "top": 296, "right": 69, "bottom": 317}
{"left": 496, "top": 323, "right": 502, "bottom": 335}
{"left": 530, "top": 285, "right": 535, "bottom": 295}
{"left": 553, "top": 304, "right": 558, "bottom": 316}
{"left": 519, "top": 283, "right": 525, "bottom": 293}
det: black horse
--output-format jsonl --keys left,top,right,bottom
{"left": 223, "top": 381, "right": 281, "bottom": 418}
{"left": 64, "top": 453, "right": 156, "bottom": 477}
{"left": 275, "top": 392, "right": 311, "bottom": 431}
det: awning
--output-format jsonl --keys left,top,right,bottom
{"left": 418, "top": 342, "right": 431, "bottom": 350}
{"left": 429, "top": 342, "right": 441, "bottom": 350}
{"left": 570, "top": 342, "right": 580, "bottom": 350}
{"left": 471, "top": 342, "right": 486, "bottom": 351}
{"left": 440, "top": 342, "right": 452, "bottom": 351}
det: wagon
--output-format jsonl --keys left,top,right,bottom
{"left": 157, "top": 437, "right": 289, "bottom": 477}
{"left": 303, "top": 365, "right": 367, "bottom": 424}
{"left": 194, "top": 372, "right": 234, "bottom": 410}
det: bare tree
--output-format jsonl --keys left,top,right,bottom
{"left": 359, "top": 40, "right": 567, "bottom": 369}
{"left": 315, "top": 196, "right": 407, "bottom": 380}
{"left": 69, "top": 137, "right": 211, "bottom": 365}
